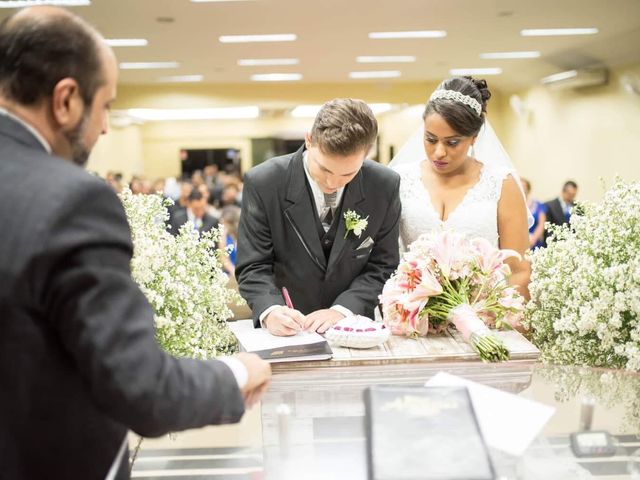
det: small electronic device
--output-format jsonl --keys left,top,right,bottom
{"left": 570, "top": 430, "right": 617, "bottom": 457}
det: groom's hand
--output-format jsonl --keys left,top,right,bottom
{"left": 304, "top": 309, "right": 344, "bottom": 334}
{"left": 264, "top": 306, "right": 305, "bottom": 336}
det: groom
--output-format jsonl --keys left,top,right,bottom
{"left": 236, "top": 99, "right": 401, "bottom": 336}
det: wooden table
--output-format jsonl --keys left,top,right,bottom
{"left": 329, "top": 328, "right": 538, "bottom": 362}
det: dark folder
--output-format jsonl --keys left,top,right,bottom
{"left": 364, "top": 385, "right": 495, "bottom": 480}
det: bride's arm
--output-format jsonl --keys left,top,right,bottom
{"left": 497, "top": 175, "right": 531, "bottom": 300}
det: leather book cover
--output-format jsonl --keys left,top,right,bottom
{"left": 364, "top": 385, "right": 495, "bottom": 480}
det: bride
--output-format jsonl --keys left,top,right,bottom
{"left": 391, "top": 77, "right": 532, "bottom": 299}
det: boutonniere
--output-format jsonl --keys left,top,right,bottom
{"left": 343, "top": 210, "right": 368, "bottom": 239}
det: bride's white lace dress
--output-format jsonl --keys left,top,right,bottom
{"left": 394, "top": 160, "right": 511, "bottom": 249}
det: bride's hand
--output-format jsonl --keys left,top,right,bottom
{"left": 303, "top": 309, "right": 344, "bottom": 334}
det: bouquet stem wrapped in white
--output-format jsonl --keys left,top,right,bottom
{"left": 120, "top": 189, "right": 242, "bottom": 359}
{"left": 380, "top": 231, "right": 524, "bottom": 362}
{"left": 448, "top": 304, "right": 509, "bottom": 362}
{"left": 526, "top": 179, "right": 640, "bottom": 371}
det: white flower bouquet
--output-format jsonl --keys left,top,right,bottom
{"left": 526, "top": 179, "right": 640, "bottom": 371}
{"left": 120, "top": 189, "right": 242, "bottom": 359}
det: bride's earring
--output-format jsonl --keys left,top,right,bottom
{"left": 469, "top": 144, "right": 476, "bottom": 158}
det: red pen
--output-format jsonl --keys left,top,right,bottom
{"left": 281, "top": 287, "right": 294, "bottom": 309}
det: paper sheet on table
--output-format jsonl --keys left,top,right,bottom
{"left": 228, "top": 319, "right": 328, "bottom": 351}
{"left": 425, "top": 372, "right": 555, "bottom": 456}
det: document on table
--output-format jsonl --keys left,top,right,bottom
{"left": 426, "top": 372, "right": 555, "bottom": 456}
{"left": 227, "top": 319, "right": 332, "bottom": 363}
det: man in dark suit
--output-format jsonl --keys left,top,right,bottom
{"left": 544, "top": 180, "right": 578, "bottom": 243}
{"left": 168, "top": 188, "right": 219, "bottom": 235}
{"left": 236, "top": 99, "right": 401, "bottom": 336}
{"left": 0, "top": 7, "right": 270, "bottom": 480}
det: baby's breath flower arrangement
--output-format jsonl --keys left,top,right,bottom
{"left": 525, "top": 180, "right": 640, "bottom": 371}
{"left": 120, "top": 189, "right": 241, "bottom": 359}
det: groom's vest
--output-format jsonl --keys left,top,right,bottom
{"left": 304, "top": 178, "right": 342, "bottom": 261}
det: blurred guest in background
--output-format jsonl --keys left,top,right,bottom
{"left": 106, "top": 170, "right": 123, "bottom": 193}
{"left": 520, "top": 177, "right": 547, "bottom": 249}
{"left": 545, "top": 180, "right": 578, "bottom": 230}
{"left": 152, "top": 177, "right": 165, "bottom": 196}
{"left": 167, "top": 179, "right": 193, "bottom": 220}
{"left": 220, "top": 182, "right": 242, "bottom": 207}
{"left": 168, "top": 188, "right": 219, "bottom": 236}
{"left": 129, "top": 175, "right": 144, "bottom": 194}
{"left": 204, "top": 163, "right": 222, "bottom": 191}
{"left": 219, "top": 205, "right": 241, "bottom": 278}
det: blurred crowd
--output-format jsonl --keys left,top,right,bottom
{"left": 104, "top": 163, "right": 244, "bottom": 279}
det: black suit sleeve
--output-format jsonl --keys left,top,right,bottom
{"left": 235, "top": 177, "right": 285, "bottom": 326}
{"left": 334, "top": 174, "right": 401, "bottom": 314}
{"left": 36, "top": 180, "right": 244, "bottom": 437}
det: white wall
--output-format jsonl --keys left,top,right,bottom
{"left": 87, "top": 122, "right": 144, "bottom": 179}
{"left": 498, "top": 63, "right": 640, "bottom": 202}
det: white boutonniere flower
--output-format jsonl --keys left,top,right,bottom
{"left": 343, "top": 210, "right": 368, "bottom": 239}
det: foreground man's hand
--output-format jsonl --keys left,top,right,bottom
{"left": 235, "top": 352, "right": 272, "bottom": 408}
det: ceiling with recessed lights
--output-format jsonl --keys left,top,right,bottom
{"left": 1, "top": 0, "right": 639, "bottom": 90}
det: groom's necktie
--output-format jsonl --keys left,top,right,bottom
{"left": 322, "top": 192, "right": 337, "bottom": 228}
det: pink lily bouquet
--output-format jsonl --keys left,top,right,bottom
{"left": 380, "top": 231, "right": 525, "bottom": 362}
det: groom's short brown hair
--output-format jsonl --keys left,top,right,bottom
{"left": 309, "top": 98, "right": 378, "bottom": 157}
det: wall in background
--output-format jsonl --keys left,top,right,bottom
{"left": 88, "top": 66, "right": 640, "bottom": 204}
{"left": 496, "top": 62, "right": 640, "bottom": 202}
{"left": 88, "top": 123, "right": 144, "bottom": 179}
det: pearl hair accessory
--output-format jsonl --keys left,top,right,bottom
{"left": 429, "top": 89, "right": 482, "bottom": 116}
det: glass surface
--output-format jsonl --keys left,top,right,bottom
{"left": 261, "top": 361, "right": 640, "bottom": 479}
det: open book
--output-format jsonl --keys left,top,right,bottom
{"left": 227, "top": 319, "right": 332, "bottom": 363}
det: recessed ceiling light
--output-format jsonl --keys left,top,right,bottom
{"left": 356, "top": 56, "right": 416, "bottom": 63}
{"left": 349, "top": 71, "right": 401, "bottom": 79}
{"left": 105, "top": 39, "right": 148, "bottom": 47}
{"left": 0, "top": 0, "right": 89, "bottom": 5}
{"left": 290, "top": 105, "right": 322, "bottom": 118}
{"left": 119, "top": 62, "right": 180, "bottom": 69}
{"left": 480, "top": 51, "right": 540, "bottom": 59}
{"left": 127, "top": 107, "right": 260, "bottom": 121}
{"left": 156, "top": 75, "right": 204, "bottom": 83}
{"left": 238, "top": 58, "right": 300, "bottom": 66}
{"left": 449, "top": 68, "right": 503, "bottom": 76}
{"left": 370, "top": 103, "right": 393, "bottom": 114}
{"left": 541, "top": 70, "right": 578, "bottom": 84}
{"left": 191, "top": 0, "right": 254, "bottom": 2}
{"left": 291, "top": 103, "right": 393, "bottom": 118}
{"left": 368, "top": 30, "right": 446, "bottom": 39}
{"left": 251, "top": 73, "right": 302, "bottom": 82}
{"left": 219, "top": 34, "right": 297, "bottom": 43}
{"left": 521, "top": 28, "right": 598, "bottom": 36}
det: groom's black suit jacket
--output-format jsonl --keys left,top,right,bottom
{"left": 0, "top": 114, "right": 244, "bottom": 480}
{"left": 236, "top": 146, "right": 401, "bottom": 326}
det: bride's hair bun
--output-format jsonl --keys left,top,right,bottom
{"left": 470, "top": 77, "right": 491, "bottom": 109}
